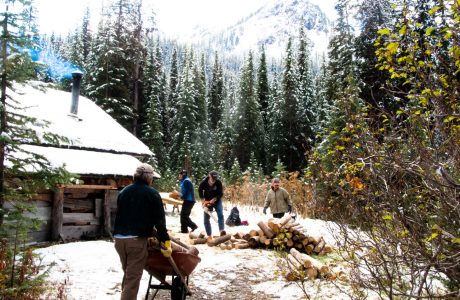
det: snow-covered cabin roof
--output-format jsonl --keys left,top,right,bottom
{"left": 8, "top": 82, "right": 155, "bottom": 177}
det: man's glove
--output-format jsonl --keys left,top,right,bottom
{"left": 160, "top": 240, "right": 172, "bottom": 258}
{"left": 287, "top": 205, "right": 292, "bottom": 214}
{"left": 263, "top": 207, "right": 267, "bottom": 215}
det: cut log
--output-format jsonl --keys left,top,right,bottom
{"left": 262, "top": 238, "right": 272, "bottom": 246}
{"left": 226, "top": 243, "right": 233, "bottom": 250}
{"left": 304, "top": 244, "right": 314, "bottom": 254}
{"left": 284, "top": 220, "right": 300, "bottom": 229}
{"left": 308, "top": 236, "right": 321, "bottom": 245}
{"left": 322, "top": 244, "right": 333, "bottom": 254}
{"left": 285, "top": 270, "right": 300, "bottom": 281}
{"left": 190, "top": 237, "right": 207, "bottom": 245}
{"left": 207, "top": 234, "right": 232, "bottom": 247}
{"left": 290, "top": 248, "right": 312, "bottom": 268}
{"left": 234, "top": 232, "right": 245, "bottom": 240}
{"left": 242, "top": 233, "right": 251, "bottom": 241}
{"left": 279, "top": 214, "right": 292, "bottom": 228}
{"left": 234, "top": 242, "right": 250, "bottom": 249}
{"left": 287, "top": 254, "right": 303, "bottom": 271}
{"left": 248, "top": 236, "right": 260, "bottom": 248}
{"left": 249, "top": 229, "right": 259, "bottom": 237}
{"left": 303, "top": 253, "right": 330, "bottom": 276}
{"left": 306, "top": 267, "right": 319, "bottom": 279}
{"left": 188, "top": 231, "right": 205, "bottom": 239}
{"left": 257, "top": 221, "right": 274, "bottom": 238}
{"left": 313, "top": 238, "right": 325, "bottom": 253}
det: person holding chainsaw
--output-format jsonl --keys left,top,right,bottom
{"left": 198, "top": 170, "right": 225, "bottom": 239}
{"left": 178, "top": 170, "right": 198, "bottom": 233}
{"left": 113, "top": 163, "right": 172, "bottom": 300}
{"left": 263, "top": 177, "right": 292, "bottom": 219}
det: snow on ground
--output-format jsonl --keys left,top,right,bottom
{"left": 36, "top": 203, "right": 356, "bottom": 300}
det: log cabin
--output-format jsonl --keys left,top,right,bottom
{"left": 6, "top": 73, "right": 154, "bottom": 243}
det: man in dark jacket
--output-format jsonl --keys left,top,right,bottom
{"left": 178, "top": 170, "right": 198, "bottom": 233}
{"left": 113, "top": 163, "right": 171, "bottom": 300}
{"left": 198, "top": 170, "right": 225, "bottom": 239}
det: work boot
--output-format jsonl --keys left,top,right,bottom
{"left": 207, "top": 235, "right": 213, "bottom": 242}
{"left": 190, "top": 225, "right": 198, "bottom": 232}
{"left": 220, "top": 230, "right": 226, "bottom": 236}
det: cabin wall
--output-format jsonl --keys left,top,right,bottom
{"left": 5, "top": 187, "right": 120, "bottom": 244}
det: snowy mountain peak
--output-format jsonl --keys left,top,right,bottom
{"left": 161, "top": 0, "right": 331, "bottom": 59}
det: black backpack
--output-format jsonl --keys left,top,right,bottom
{"left": 225, "top": 206, "right": 241, "bottom": 226}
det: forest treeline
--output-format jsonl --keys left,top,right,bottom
{"left": 1, "top": 0, "right": 459, "bottom": 298}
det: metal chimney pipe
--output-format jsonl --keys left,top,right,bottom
{"left": 70, "top": 70, "right": 83, "bottom": 115}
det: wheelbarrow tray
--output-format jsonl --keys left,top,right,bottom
{"left": 145, "top": 250, "right": 201, "bottom": 283}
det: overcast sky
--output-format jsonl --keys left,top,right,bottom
{"left": 34, "top": 0, "right": 337, "bottom": 36}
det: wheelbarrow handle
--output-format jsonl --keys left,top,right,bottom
{"left": 166, "top": 254, "right": 192, "bottom": 295}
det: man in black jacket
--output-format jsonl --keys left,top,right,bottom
{"left": 113, "top": 163, "right": 171, "bottom": 300}
{"left": 198, "top": 170, "right": 225, "bottom": 239}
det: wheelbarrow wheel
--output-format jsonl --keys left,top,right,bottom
{"left": 171, "top": 276, "right": 186, "bottom": 300}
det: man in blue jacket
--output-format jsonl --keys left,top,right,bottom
{"left": 113, "top": 163, "right": 171, "bottom": 300}
{"left": 179, "top": 170, "right": 198, "bottom": 233}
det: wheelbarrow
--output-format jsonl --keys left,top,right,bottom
{"left": 144, "top": 249, "right": 201, "bottom": 300}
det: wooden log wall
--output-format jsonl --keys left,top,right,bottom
{"left": 4, "top": 184, "right": 120, "bottom": 244}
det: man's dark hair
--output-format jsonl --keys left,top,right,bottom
{"left": 179, "top": 169, "right": 187, "bottom": 176}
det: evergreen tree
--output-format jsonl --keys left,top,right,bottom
{"left": 167, "top": 47, "right": 179, "bottom": 148}
{"left": 192, "top": 52, "right": 213, "bottom": 176}
{"left": 234, "top": 51, "right": 264, "bottom": 170}
{"left": 208, "top": 52, "right": 224, "bottom": 131}
{"left": 85, "top": 0, "right": 146, "bottom": 134}
{"left": 0, "top": 1, "right": 71, "bottom": 297}
{"left": 170, "top": 50, "right": 197, "bottom": 171}
{"left": 296, "top": 25, "right": 315, "bottom": 149}
{"left": 227, "top": 157, "right": 242, "bottom": 185}
{"left": 324, "top": 0, "right": 355, "bottom": 106}
{"left": 280, "top": 38, "right": 305, "bottom": 170}
{"left": 141, "top": 38, "right": 167, "bottom": 171}
{"left": 256, "top": 46, "right": 270, "bottom": 172}
{"left": 256, "top": 46, "right": 270, "bottom": 132}
{"left": 85, "top": 3, "right": 135, "bottom": 131}
{"left": 355, "top": 0, "right": 394, "bottom": 113}
{"left": 265, "top": 69, "right": 284, "bottom": 173}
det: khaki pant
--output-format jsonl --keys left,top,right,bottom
{"left": 114, "top": 237, "right": 148, "bottom": 300}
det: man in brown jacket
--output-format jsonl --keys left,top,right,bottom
{"left": 263, "top": 177, "right": 292, "bottom": 218}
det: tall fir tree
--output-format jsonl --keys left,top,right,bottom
{"left": 1, "top": 1, "right": 71, "bottom": 297}
{"left": 296, "top": 25, "right": 315, "bottom": 149}
{"left": 266, "top": 69, "right": 284, "bottom": 173}
{"left": 170, "top": 50, "right": 197, "bottom": 171}
{"left": 85, "top": 0, "right": 141, "bottom": 131}
{"left": 141, "top": 37, "right": 167, "bottom": 171}
{"left": 208, "top": 51, "right": 224, "bottom": 132}
{"left": 234, "top": 51, "right": 264, "bottom": 171}
{"left": 280, "top": 38, "right": 305, "bottom": 170}
{"left": 256, "top": 46, "right": 270, "bottom": 171}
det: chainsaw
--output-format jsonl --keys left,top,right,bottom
{"left": 202, "top": 206, "right": 218, "bottom": 223}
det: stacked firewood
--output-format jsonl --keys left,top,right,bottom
{"left": 187, "top": 214, "right": 334, "bottom": 256}
{"left": 255, "top": 214, "right": 334, "bottom": 256}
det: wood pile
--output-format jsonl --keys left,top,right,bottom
{"left": 186, "top": 214, "right": 337, "bottom": 280}
{"left": 187, "top": 215, "right": 333, "bottom": 255}
{"left": 256, "top": 215, "right": 334, "bottom": 256}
